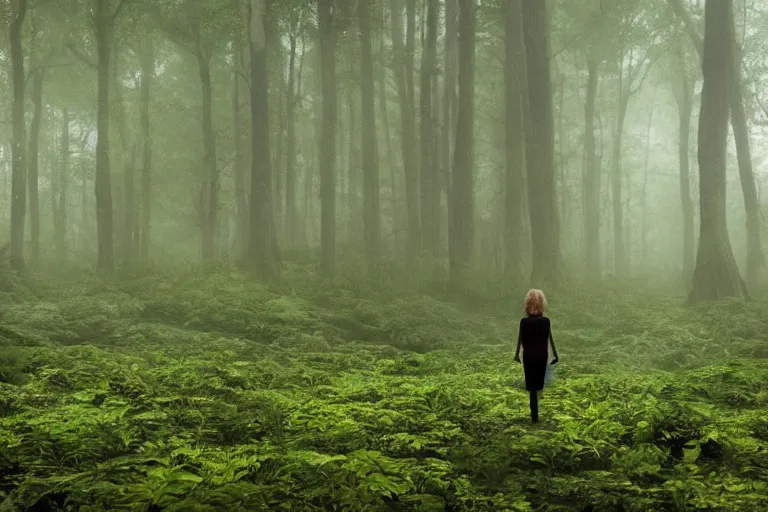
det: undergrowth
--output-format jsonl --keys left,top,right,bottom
{"left": 0, "top": 265, "right": 767, "bottom": 511}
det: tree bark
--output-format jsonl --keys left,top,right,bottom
{"left": 583, "top": 55, "right": 600, "bottom": 282}
{"left": 347, "top": 69, "right": 361, "bottom": 241}
{"left": 443, "top": 0, "right": 458, "bottom": 257}
{"left": 377, "top": 30, "right": 397, "bottom": 249}
{"left": 111, "top": 50, "right": 136, "bottom": 268}
{"left": 504, "top": 0, "right": 526, "bottom": 279}
{"left": 284, "top": 22, "right": 298, "bottom": 248}
{"left": 28, "top": 66, "right": 44, "bottom": 269}
{"left": 232, "top": 50, "right": 246, "bottom": 258}
{"left": 195, "top": 39, "right": 218, "bottom": 261}
{"left": 449, "top": 0, "right": 476, "bottom": 283}
{"left": 318, "top": 0, "right": 337, "bottom": 277}
{"left": 521, "top": 0, "right": 560, "bottom": 287}
{"left": 273, "top": 37, "right": 285, "bottom": 236}
{"left": 248, "top": 0, "right": 280, "bottom": 279}
{"left": 668, "top": 0, "right": 762, "bottom": 284}
{"left": 420, "top": 0, "right": 439, "bottom": 257}
{"left": 611, "top": 84, "right": 629, "bottom": 278}
{"left": 359, "top": 0, "right": 382, "bottom": 272}
{"left": 139, "top": 38, "right": 153, "bottom": 265}
{"left": 391, "top": 0, "right": 420, "bottom": 263}
{"left": 688, "top": 0, "right": 747, "bottom": 303}
{"left": 640, "top": 95, "right": 655, "bottom": 267}
{"left": 674, "top": 64, "right": 695, "bottom": 284}
{"left": 122, "top": 147, "right": 136, "bottom": 267}
{"left": 95, "top": 0, "right": 115, "bottom": 273}
{"left": 10, "top": 0, "right": 27, "bottom": 272}
{"left": 55, "top": 107, "right": 70, "bottom": 262}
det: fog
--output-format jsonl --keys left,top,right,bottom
{"left": 1, "top": 0, "right": 767, "bottom": 509}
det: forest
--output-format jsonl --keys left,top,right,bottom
{"left": 1, "top": 0, "right": 768, "bottom": 510}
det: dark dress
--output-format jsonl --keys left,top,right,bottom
{"left": 518, "top": 315, "right": 552, "bottom": 392}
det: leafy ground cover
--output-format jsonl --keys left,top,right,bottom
{"left": 0, "top": 267, "right": 767, "bottom": 511}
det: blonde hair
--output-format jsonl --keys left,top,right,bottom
{"left": 524, "top": 289, "right": 547, "bottom": 316}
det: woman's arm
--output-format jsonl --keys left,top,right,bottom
{"left": 514, "top": 323, "right": 522, "bottom": 362}
{"left": 548, "top": 326, "right": 559, "bottom": 362}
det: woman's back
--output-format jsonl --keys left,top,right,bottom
{"left": 519, "top": 315, "right": 550, "bottom": 359}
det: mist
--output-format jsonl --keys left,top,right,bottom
{"left": 1, "top": 0, "right": 767, "bottom": 509}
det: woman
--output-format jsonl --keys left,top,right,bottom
{"left": 514, "top": 289, "right": 559, "bottom": 423}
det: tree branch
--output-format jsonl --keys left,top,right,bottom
{"left": 112, "top": 0, "right": 128, "bottom": 23}
{"left": 666, "top": 0, "right": 703, "bottom": 58}
{"left": 756, "top": 94, "right": 768, "bottom": 120}
{"left": 67, "top": 42, "right": 98, "bottom": 70}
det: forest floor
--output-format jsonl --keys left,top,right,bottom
{"left": 1, "top": 265, "right": 767, "bottom": 511}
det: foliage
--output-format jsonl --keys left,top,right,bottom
{"left": 0, "top": 269, "right": 767, "bottom": 510}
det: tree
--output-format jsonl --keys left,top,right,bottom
{"left": 503, "top": 0, "right": 526, "bottom": 279}
{"left": 670, "top": 45, "right": 696, "bottom": 284}
{"left": 390, "top": 0, "right": 420, "bottom": 264}
{"left": 606, "top": 2, "right": 658, "bottom": 278}
{"left": 27, "top": 66, "right": 44, "bottom": 269}
{"left": 318, "top": 0, "right": 337, "bottom": 277}
{"left": 420, "top": 0, "right": 439, "bottom": 258}
{"left": 668, "top": 0, "right": 764, "bottom": 285}
{"left": 54, "top": 108, "right": 70, "bottom": 262}
{"left": 247, "top": 0, "right": 280, "bottom": 279}
{"left": 358, "top": 0, "right": 381, "bottom": 272}
{"left": 575, "top": 1, "right": 605, "bottom": 283}
{"left": 688, "top": 0, "right": 747, "bottom": 303}
{"left": 449, "top": 0, "right": 475, "bottom": 283}
{"left": 284, "top": 10, "right": 300, "bottom": 248}
{"left": 137, "top": 37, "right": 153, "bottom": 264}
{"left": 442, "top": 0, "right": 458, "bottom": 257}
{"left": 583, "top": 53, "right": 600, "bottom": 282}
{"left": 160, "top": 0, "right": 235, "bottom": 261}
{"left": 521, "top": 0, "right": 559, "bottom": 287}
{"left": 10, "top": 0, "right": 28, "bottom": 272}
{"left": 93, "top": 0, "right": 124, "bottom": 273}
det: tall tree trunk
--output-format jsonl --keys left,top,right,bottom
{"left": 112, "top": 51, "right": 135, "bottom": 268}
{"left": 196, "top": 40, "right": 218, "bottom": 261}
{"left": 675, "top": 66, "right": 695, "bottom": 284}
{"left": 420, "top": 0, "right": 438, "bottom": 257}
{"left": 248, "top": 0, "right": 280, "bottom": 279}
{"left": 123, "top": 147, "right": 136, "bottom": 266}
{"left": 640, "top": 95, "right": 655, "bottom": 267}
{"left": 449, "top": 0, "right": 475, "bottom": 283}
{"left": 556, "top": 67, "right": 567, "bottom": 248}
{"left": 318, "top": 0, "right": 337, "bottom": 277}
{"left": 348, "top": 75, "right": 361, "bottom": 241}
{"left": 443, "top": 0, "right": 458, "bottom": 259}
{"left": 139, "top": 38, "right": 153, "bottom": 265}
{"left": 611, "top": 72, "right": 629, "bottom": 278}
{"left": 233, "top": 51, "right": 247, "bottom": 258}
{"left": 391, "top": 0, "right": 420, "bottom": 263}
{"left": 377, "top": 30, "right": 397, "bottom": 249}
{"left": 668, "top": 0, "right": 762, "bottom": 284}
{"left": 2, "top": 143, "right": 9, "bottom": 206}
{"left": 688, "top": 0, "right": 747, "bottom": 302}
{"left": 273, "top": 44, "right": 285, "bottom": 236}
{"left": 583, "top": 55, "right": 600, "bottom": 282}
{"left": 55, "top": 107, "right": 70, "bottom": 261}
{"left": 504, "top": 0, "right": 526, "bottom": 279}
{"left": 359, "top": 0, "right": 382, "bottom": 272}
{"left": 284, "top": 23, "right": 298, "bottom": 248}
{"left": 521, "top": 0, "right": 560, "bottom": 287}
{"left": 730, "top": 48, "right": 763, "bottom": 283}
{"left": 10, "top": 0, "right": 27, "bottom": 272}
{"left": 95, "top": 0, "right": 115, "bottom": 273}
{"left": 28, "top": 66, "right": 44, "bottom": 269}
{"left": 81, "top": 173, "right": 88, "bottom": 252}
